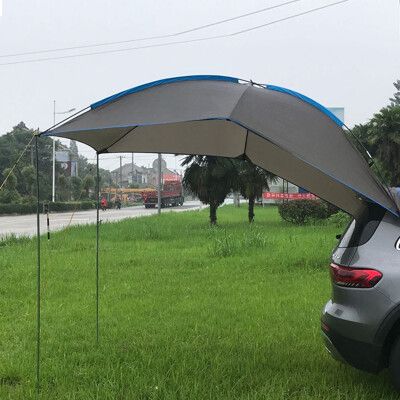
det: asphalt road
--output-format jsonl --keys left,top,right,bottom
{"left": 0, "top": 200, "right": 203, "bottom": 238}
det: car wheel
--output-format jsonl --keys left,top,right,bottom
{"left": 389, "top": 336, "right": 400, "bottom": 390}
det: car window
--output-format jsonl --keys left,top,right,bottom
{"left": 338, "top": 205, "right": 385, "bottom": 248}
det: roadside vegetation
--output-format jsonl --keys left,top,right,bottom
{"left": 278, "top": 199, "right": 340, "bottom": 225}
{"left": 352, "top": 80, "right": 400, "bottom": 187}
{"left": 0, "top": 206, "right": 397, "bottom": 400}
{"left": 0, "top": 123, "right": 111, "bottom": 205}
{"left": 0, "top": 200, "right": 96, "bottom": 215}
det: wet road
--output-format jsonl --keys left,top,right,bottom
{"left": 0, "top": 200, "right": 203, "bottom": 238}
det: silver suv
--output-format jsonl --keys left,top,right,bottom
{"left": 321, "top": 202, "right": 400, "bottom": 388}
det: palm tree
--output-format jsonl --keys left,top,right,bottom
{"left": 182, "top": 155, "right": 238, "bottom": 225}
{"left": 390, "top": 79, "right": 400, "bottom": 107}
{"left": 237, "top": 159, "right": 278, "bottom": 223}
{"left": 368, "top": 106, "right": 400, "bottom": 186}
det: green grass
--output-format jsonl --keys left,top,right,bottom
{"left": 0, "top": 206, "right": 396, "bottom": 399}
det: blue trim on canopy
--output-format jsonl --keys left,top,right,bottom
{"left": 265, "top": 84, "right": 344, "bottom": 127}
{"left": 91, "top": 74, "right": 343, "bottom": 127}
{"left": 91, "top": 75, "right": 239, "bottom": 110}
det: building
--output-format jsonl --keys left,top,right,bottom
{"left": 111, "top": 156, "right": 176, "bottom": 188}
{"left": 111, "top": 162, "right": 146, "bottom": 187}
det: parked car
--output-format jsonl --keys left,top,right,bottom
{"left": 321, "top": 196, "right": 400, "bottom": 389}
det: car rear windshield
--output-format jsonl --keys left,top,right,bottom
{"left": 338, "top": 205, "right": 385, "bottom": 248}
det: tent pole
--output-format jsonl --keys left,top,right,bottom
{"left": 96, "top": 152, "right": 100, "bottom": 343}
{"left": 35, "top": 135, "right": 41, "bottom": 395}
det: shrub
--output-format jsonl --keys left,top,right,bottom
{"left": 0, "top": 201, "right": 96, "bottom": 215}
{"left": 21, "top": 195, "right": 37, "bottom": 204}
{"left": 47, "top": 201, "right": 95, "bottom": 212}
{"left": 0, "top": 203, "right": 36, "bottom": 215}
{"left": 278, "top": 200, "right": 336, "bottom": 225}
{"left": 0, "top": 189, "right": 21, "bottom": 204}
{"left": 327, "top": 211, "right": 351, "bottom": 228}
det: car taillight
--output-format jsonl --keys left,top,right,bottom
{"left": 330, "top": 263, "right": 382, "bottom": 288}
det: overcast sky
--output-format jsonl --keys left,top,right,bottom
{"left": 0, "top": 0, "right": 399, "bottom": 172}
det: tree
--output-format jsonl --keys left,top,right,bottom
{"left": 71, "top": 176, "right": 83, "bottom": 200}
{"left": 390, "top": 80, "right": 400, "bottom": 107}
{"left": 58, "top": 174, "right": 71, "bottom": 201}
{"left": 2, "top": 168, "right": 17, "bottom": 191}
{"left": 368, "top": 106, "right": 400, "bottom": 186}
{"left": 21, "top": 165, "right": 35, "bottom": 196}
{"left": 351, "top": 106, "right": 400, "bottom": 186}
{"left": 69, "top": 140, "right": 79, "bottom": 160}
{"left": 182, "top": 156, "right": 238, "bottom": 225}
{"left": 83, "top": 174, "right": 95, "bottom": 199}
{"left": 237, "top": 159, "right": 278, "bottom": 223}
{"left": 0, "top": 168, "right": 21, "bottom": 203}
{"left": 0, "top": 122, "right": 111, "bottom": 203}
{"left": 351, "top": 123, "right": 371, "bottom": 151}
{"left": 0, "top": 122, "right": 63, "bottom": 201}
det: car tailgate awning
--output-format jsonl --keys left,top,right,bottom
{"left": 42, "top": 75, "right": 399, "bottom": 219}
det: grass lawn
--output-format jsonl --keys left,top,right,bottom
{"left": 0, "top": 205, "right": 396, "bottom": 399}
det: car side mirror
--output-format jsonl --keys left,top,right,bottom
{"left": 336, "top": 234, "right": 342, "bottom": 240}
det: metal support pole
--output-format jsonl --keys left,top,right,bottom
{"left": 35, "top": 135, "right": 41, "bottom": 395}
{"left": 46, "top": 204, "right": 50, "bottom": 240}
{"left": 52, "top": 101, "right": 56, "bottom": 202}
{"left": 96, "top": 153, "right": 100, "bottom": 343}
{"left": 157, "top": 153, "right": 162, "bottom": 214}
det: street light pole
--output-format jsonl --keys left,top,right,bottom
{"left": 52, "top": 101, "right": 76, "bottom": 202}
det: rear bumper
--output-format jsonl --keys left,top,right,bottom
{"left": 321, "top": 331, "right": 345, "bottom": 363}
{"left": 321, "top": 322, "right": 383, "bottom": 373}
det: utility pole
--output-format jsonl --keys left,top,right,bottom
{"left": 52, "top": 102, "right": 75, "bottom": 202}
{"left": 131, "top": 153, "right": 134, "bottom": 185}
{"left": 157, "top": 153, "right": 162, "bottom": 214}
{"left": 119, "top": 156, "right": 123, "bottom": 188}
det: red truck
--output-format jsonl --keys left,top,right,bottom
{"left": 142, "top": 180, "right": 184, "bottom": 208}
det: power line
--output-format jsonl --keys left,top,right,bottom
{"left": 228, "top": 0, "right": 349, "bottom": 36}
{"left": 0, "top": 0, "right": 351, "bottom": 67}
{"left": 0, "top": 0, "right": 302, "bottom": 59}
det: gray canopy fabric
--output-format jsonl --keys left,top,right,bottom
{"left": 43, "top": 75, "right": 398, "bottom": 219}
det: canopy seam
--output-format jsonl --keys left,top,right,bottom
{"left": 98, "top": 126, "right": 138, "bottom": 154}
